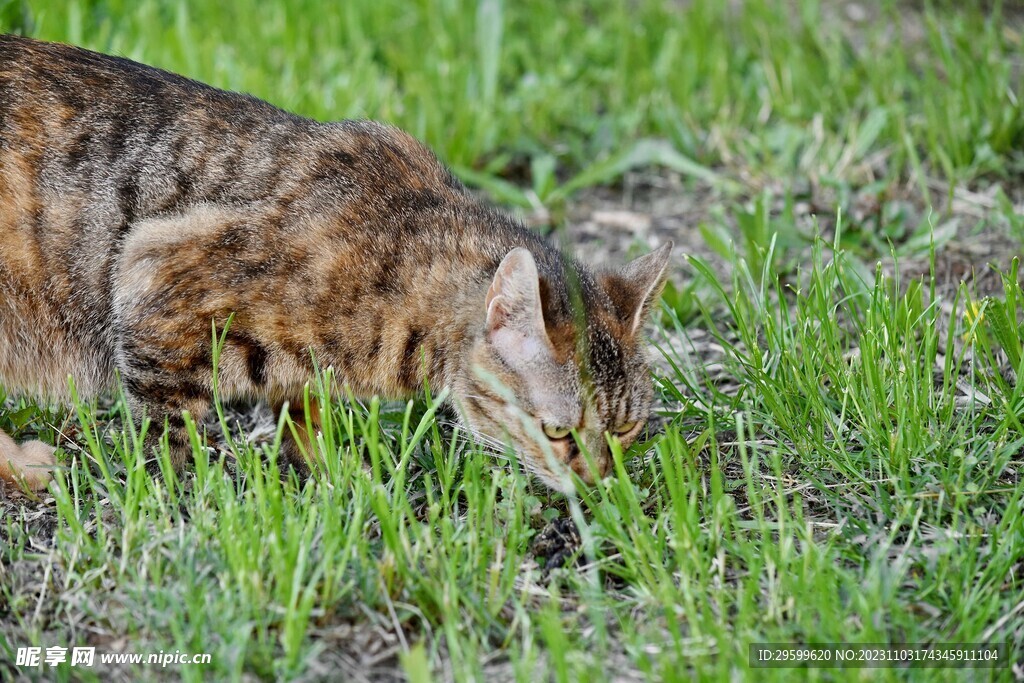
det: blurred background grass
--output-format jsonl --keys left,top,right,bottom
{"left": 4, "top": 0, "right": 1022, "bottom": 198}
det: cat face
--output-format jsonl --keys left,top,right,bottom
{"left": 459, "top": 244, "right": 671, "bottom": 492}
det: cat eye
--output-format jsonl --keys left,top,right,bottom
{"left": 542, "top": 424, "right": 572, "bottom": 440}
{"left": 612, "top": 421, "right": 639, "bottom": 435}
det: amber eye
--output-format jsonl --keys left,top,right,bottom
{"left": 612, "top": 421, "right": 639, "bottom": 435}
{"left": 542, "top": 424, "right": 572, "bottom": 440}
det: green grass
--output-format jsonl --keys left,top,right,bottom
{"left": 3, "top": 229, "right": 1020, "bottom": 682}
{"left": 5, "top": 0, "right": 1024, "bottom": 197}
{"left": 1, "top": 1, "right": 1023, "bottom": 681}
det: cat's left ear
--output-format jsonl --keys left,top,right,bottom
{"left": 601, "top": 242, "right": 673, "bottom": 334}
{"left": 485, "top": 247, "right": 555, "bottom": 365}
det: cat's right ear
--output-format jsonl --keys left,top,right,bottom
{"left": 485, "top": 248, "right": 554, "bottom": 365}
{"left": 600, "top": 242, "right": 673, "bottom": 335}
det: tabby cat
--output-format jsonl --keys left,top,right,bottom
{"left": 0, "top": 35, "right": 671, "bottom": 493}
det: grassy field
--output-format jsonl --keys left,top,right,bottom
{"left": 1, "top": 0, "right": 1023, "bottom": 681}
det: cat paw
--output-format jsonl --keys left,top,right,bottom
{"left": 1, "top": 440, "right": 57, "bottom": 492}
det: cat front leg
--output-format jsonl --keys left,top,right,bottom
{"left": 114, "top": 320, "right": 214, "bottom": 473}
{"left": 117, "top": 366, "right": 212, "bottom": 473}
{"left": 272, "top": 397, "right": 322, "bottom": 476}
{"left": 111, "top": 210, "right": 234, "bottom": 474}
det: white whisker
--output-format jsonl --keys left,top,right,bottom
{"left": 434, "top": 418, "right": 509, "bottom": 454}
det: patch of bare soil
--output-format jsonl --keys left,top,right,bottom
{"left": 531, "top": 516, "right": 582, "bottom": 571}
{"left": 564, "top": 168, "right": 1021, "bottom": 292}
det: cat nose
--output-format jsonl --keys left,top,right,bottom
{"left": 572, "top": 454, "right": 611, "bottom": 485}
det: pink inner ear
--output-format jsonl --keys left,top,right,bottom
{"left": 483, "top": 247, "right": 556, "bottom": 365}
{"left": 484, "top": 274, "right": 502, "bottom": 315}
{"left": 485, "top": 292, "right": 510, "bottom": 333}
{"left": 485, "top": 249, "right": 531, "bottom": 331}
{"left": 486, "top": 292, "right": 547, "bottom": 363}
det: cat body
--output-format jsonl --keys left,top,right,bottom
{"left": 0, "top": 35, "right": 670, "bottom": 492}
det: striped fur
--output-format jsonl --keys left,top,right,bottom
{"left": 0, "top": 35, "right": 670, "bottom": 492}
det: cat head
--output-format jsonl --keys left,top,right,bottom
{"left": 458, "top": 243, "right": 671, "bottom": 492}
